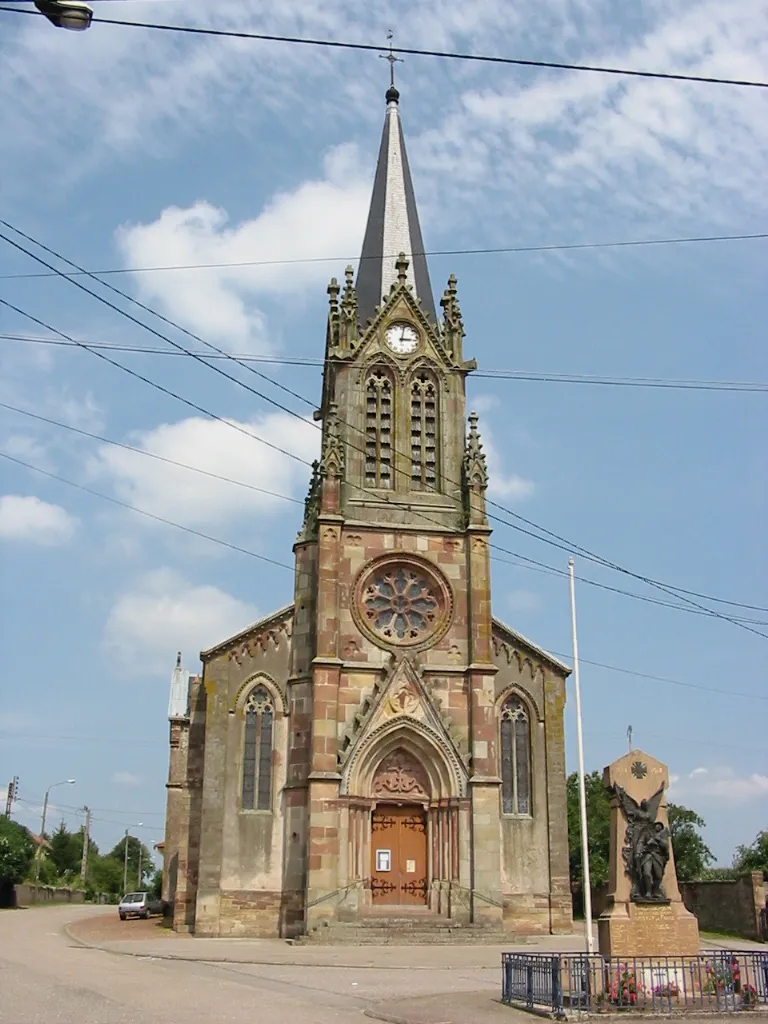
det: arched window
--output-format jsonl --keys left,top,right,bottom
{"left": 410, "top": 373, "right": 438, "bottom": 490}
{"left": 500, "top": 696, "right": 531, "bottom": 815}
{"left": 241, "top": 686, "right": 274, "bottom": 811}
{"left": 365, "top": 369, "right": 393, "bottom": 488}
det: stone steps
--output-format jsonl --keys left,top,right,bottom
{"left": 299, "top": 916, "right": 509, "bottom": 945}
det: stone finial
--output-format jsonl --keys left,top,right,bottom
{"left": 464, "top": 411, "right": 488, "bottom": 492}
{"left": 340, "top": 265, "right": 358, "bottom": 348}
{"left": 319, "top": 402, "right": 345, "bottom": 479}
{"left": 440, "top": 273, "right": 465, "bottom": 358}
{"left": 176, "top": 651, "right": 182, "bottom": 669}
{"left": 327, "top": 276, "right": 340, "bottom": 308}
{"left": 297, "top": 460, "right": 321, "bottom": 541}
{"left": 395, "top": 251, "right": 409, "bottom": 286}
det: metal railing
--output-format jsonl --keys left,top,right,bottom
{"left": 501, "top": 951, "right": 768, "bottom": 1016}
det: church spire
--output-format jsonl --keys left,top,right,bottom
{"left": 355, "top": 80, "right": 436, "bottom": 326}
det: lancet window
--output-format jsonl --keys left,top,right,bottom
{"left": 500, "top": 696, "right": 531, "bottom": 815}
{"left": 241, "top": 686, "right": 274, "bottom": 811}
{"left": 410, "top": 372, "right": 438, "bottom": 490}
{"left": 365, "top": 368, "right": 394, "bottom": 489}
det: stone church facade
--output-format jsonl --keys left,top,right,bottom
{"left": 162, "top": 84, "right": 573, "bottom": 940}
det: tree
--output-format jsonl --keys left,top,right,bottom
{"left": 87, "top": 855, "right": 125, "bottom": 900}
{"left": 733, "top": 830, "right": 768, "bottom": 877}
{"left": 107, "top": 835, "right": 153, "bottom": 889}
{"left": 667, "top": 804, "right": 713, "bottom": 880}
{"left": 567, "top": 771, "right": 611, "bottom": 889}
{"left": 49, "top": 822, "right": 81, "bottom": 876}
{"left": 0, "top": 816, "right": 35, "bottom": 886}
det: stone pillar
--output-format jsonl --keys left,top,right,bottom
{"left": 193, "top": 665, "right": 230, "bottom": 937}
{"left": 543, "top": 671, "right": 573, "bottom": 934}
{"left": 466, "top": 527, "right": 502, "bottom": 925}
{"left": 305, "top": 518, "right": 343, "bottom": 931}
{"left": 598, "top": 749, "right": 699, "bottom": 956}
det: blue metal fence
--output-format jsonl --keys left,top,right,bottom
{"left": 501, "top": 950, "right": 768, "bottom": 1016}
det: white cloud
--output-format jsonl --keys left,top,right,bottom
{"left": 3, "top": 0, "right": 764, "bottom": 248}
{"left": 112, "top": 772, "right": 142, "bottom": 787}
{"left": 0, "top": 495, "right": 78, "bottom": 546}
{"left": 103, "top": 567, "right": 259, "bottom": 674}
{"left": 481, "top": 431, "right": 536, "bottom": 502}
{"left": 668, "top": 766, "right": 768, "bottom": 805}
{"left": 115, "top": 145, "right": 370, "bottom": 350}
{"left": 89, "top": 410, "right": 318, "bottom": 528}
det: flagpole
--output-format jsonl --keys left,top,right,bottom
{"left": 569, "top": 556, "right": 594, "bottom": 954}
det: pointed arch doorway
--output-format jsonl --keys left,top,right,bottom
{"left": 370, "top": 749, "right": 429, "bottom": 906}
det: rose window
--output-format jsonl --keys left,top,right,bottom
{"left": 363, "top": 567, "right": 439, "bottom": 641}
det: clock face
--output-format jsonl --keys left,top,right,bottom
{"left": 385, "top": 321, "right": 419, "bottom": 355}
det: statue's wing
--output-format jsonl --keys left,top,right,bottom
{"left": 615, "top": 784, "right": 641, "bottom": 819}
{"left": 646, "top": 784, "right": 665, "bottom": 821}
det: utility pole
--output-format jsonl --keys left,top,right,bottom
{"left": 122, "top": 829, "right": 129, "bottom": 895}
{"left": 137, "top": 843, "right": 142, "bottom": 888}
{"left": 34, "top": 779, "right": 75, "bottom": 884}
{"left": 80, "top": 807, "right": 91, "bottom": 883}
{"left": 569, "top": 557, "right": 594, "bottom": 954}
{"left": 5, "top": 776, "right": 18, "bottom": 817}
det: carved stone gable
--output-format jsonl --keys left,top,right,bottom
{"left": 373, "top": 748, "right": 429, "bottom": 799}
{"left": 338, "top": 656, "right": 467, "bottom": 772}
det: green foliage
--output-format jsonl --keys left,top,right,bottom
{"left": 49, "top": 822, "right": 82, "bottom": 876}
{"left": 668, "top": 803, "right": 713, "bottom": 881}
{"left": 567, "top": 771, "right": 611, "bottom": 888}
{"left": 733, "top": 830, "right": 768, "bottom": 877}
{"left": 0, "top": 816, "right": 35, "bottom": 884}
{"left": 566, "top": 773, "right": 713, "bottom": 889}
{"left": 149, "top": 868, "right": 163, "bottom": 900}
{"left": 87, "top": 855, "right": 124, "bottom": 900}
{"left": 107, "top": 835, "right": 154, "bottom": 890}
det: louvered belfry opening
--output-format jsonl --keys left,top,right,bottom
{"left": 410, "top": 372, "right": 437, "bottom": 490}
{"left": 366, "top": 368, "right": 394, "bottom": 488}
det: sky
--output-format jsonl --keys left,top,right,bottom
{"left": 0, "top": 0, "right": 766, "bottom": 869}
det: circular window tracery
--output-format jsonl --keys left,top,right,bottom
{"left": 352, "top": 555, "right": 453, "bottom": 651}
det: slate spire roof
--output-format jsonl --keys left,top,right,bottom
{"left": 355, "top": 85, "right": 436, "bottom": 326}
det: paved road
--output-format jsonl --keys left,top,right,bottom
{"left": 0, "top": 905, "right": 505, "bottom": 1024}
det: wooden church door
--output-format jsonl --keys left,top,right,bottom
{"left": 370, "top": 805, "right": 428, "bottom": 906}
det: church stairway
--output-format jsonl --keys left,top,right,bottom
{"left": 296, "top": 911, "right": 511, "bottom": 945}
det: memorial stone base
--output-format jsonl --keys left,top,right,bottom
{"left": 598, "top": 900, "right": 700, "bottom": 958}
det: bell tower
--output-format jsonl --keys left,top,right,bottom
{"left": 285, "top": 82, "right": 504, "bottom": 934}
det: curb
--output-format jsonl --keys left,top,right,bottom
{"left": 64, "top": 923, "right": 499, "bottom": 971}
{"left": 364, "top": 1010, "right": 416, "bottom": 1024}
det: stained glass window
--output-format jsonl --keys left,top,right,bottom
{"left": 410, "top": 373, "right": 438, "bottom": 490}
{"left": 242, "top": 686, "right": 274, "bottom": 811}
{"left": 501, "top": 696, "right": 531, "bottom": 815}
{"left": 366, "top": 369, "right": 394, "bottom": 488}
{"left": 363, "top": 566, "right": 439, "bottom": 642}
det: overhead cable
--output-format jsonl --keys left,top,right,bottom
{"left": 1, "top": 5, "right": 767, "bottom": 89}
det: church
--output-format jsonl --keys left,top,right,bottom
{"left": 162, "top": 82, "right": 574, "bottom": 940}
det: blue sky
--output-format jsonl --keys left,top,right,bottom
{"left": 0, "top": 0, "right": 765, "bottom": 868}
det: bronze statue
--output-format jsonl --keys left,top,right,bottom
{"left": 614, "top": 784, "right": 670, "bottom": 902}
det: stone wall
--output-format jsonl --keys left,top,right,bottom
{"left": 680, "top": 872, "right": 765, "bottom": 941}
{"left": 15, "top": 884, "right": 85, "bottom": 906}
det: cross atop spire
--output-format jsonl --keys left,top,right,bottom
{"left": 379, "top": 29, "right": 403, "bottom": 95}
{"left": 355, "top": 75, "right": 436, "bottom": 326}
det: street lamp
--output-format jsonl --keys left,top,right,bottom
{"left": 35, "top": 778, "right": 75, "bottom": 884}
{"left": 122, "top": 823, "right": 144, "bottom": 895}
{"left": 34, "top": 1, "right": 93, "bottom": 31}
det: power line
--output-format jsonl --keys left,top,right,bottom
{"left": 0, "top": 296, "right": 312, "bottom": 467}
{"left": 0, "top": 400, "right": 303, "bottom": 507}
{"left": 4, "top": 333, "right": 766, "bottom": 394}
{"left": 3, "top": 222, "right": 764, "bottom": 625}
{"left": 0, "top": 450, "right": 295, "bottom": 570}
{"left": 6, "top": 396, "right": 765, "bottom": 627}
{"left": 1, "top": 5, "right": 767, "bottom": 89}
{"left": 1, "top": 232, "right": 766, "bottom": 282}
